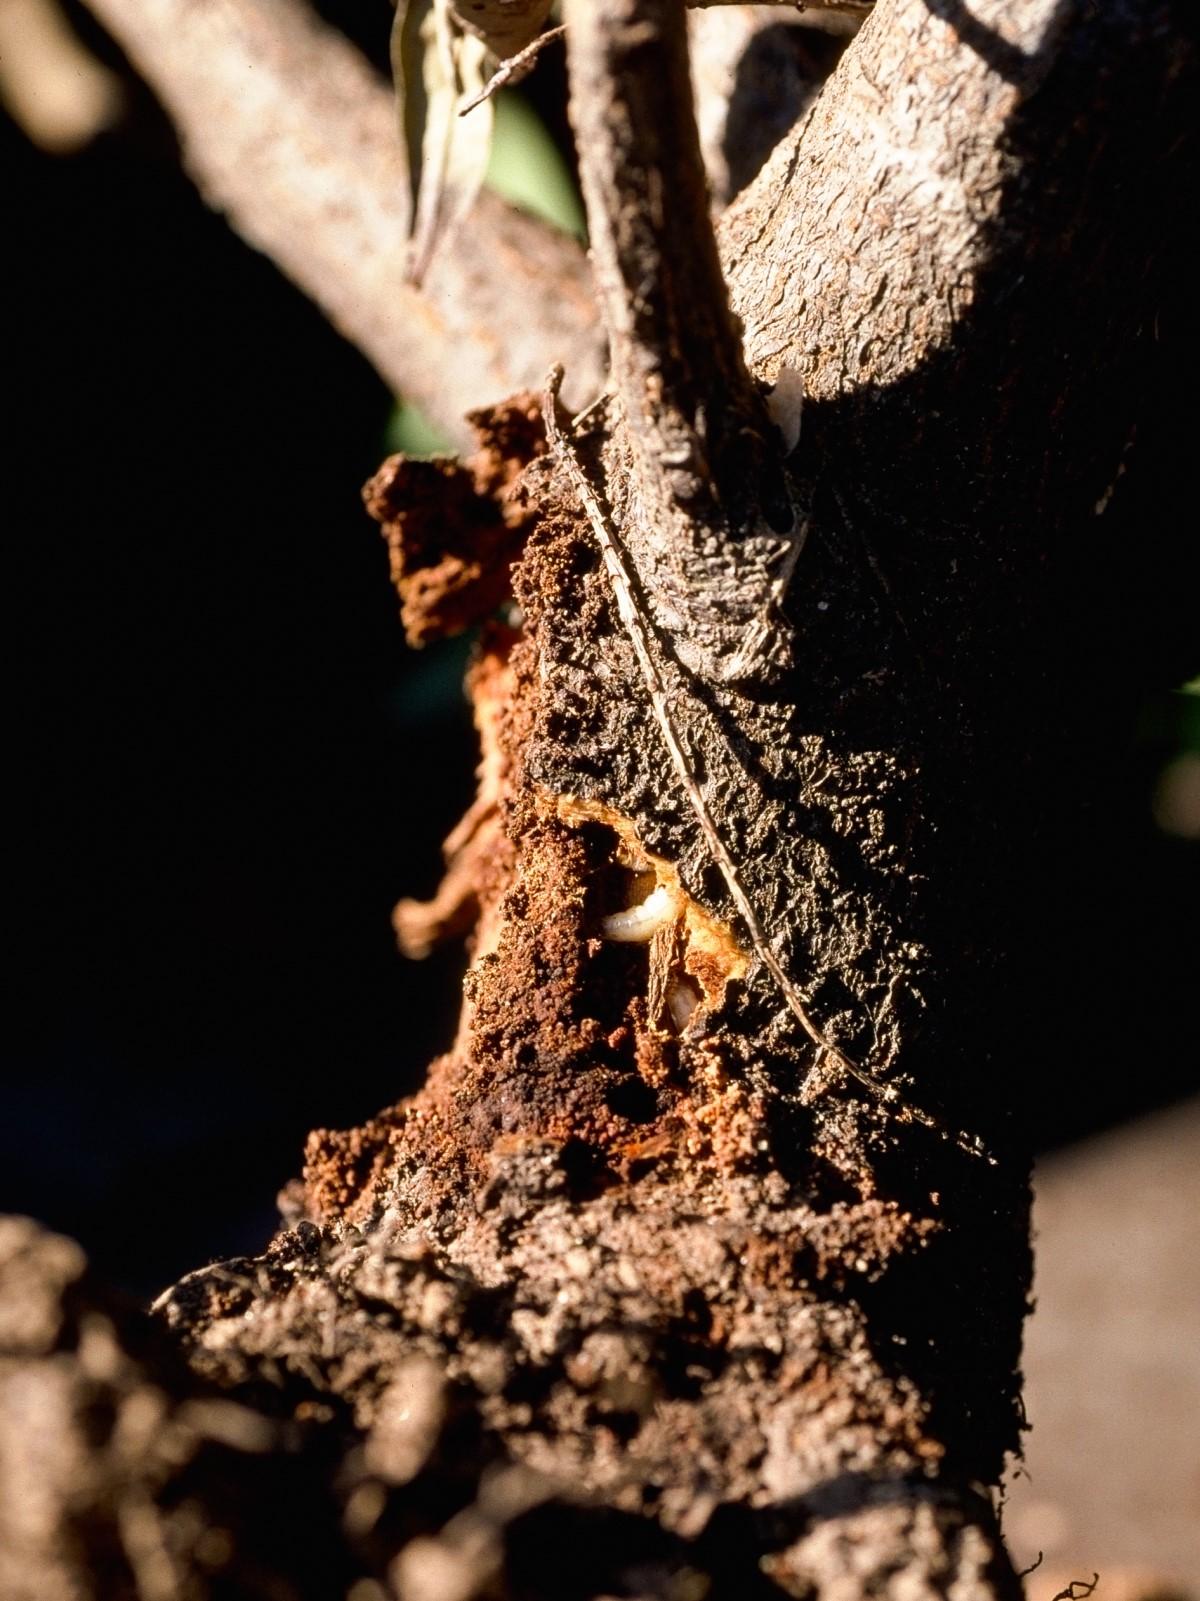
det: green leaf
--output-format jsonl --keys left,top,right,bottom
{"left": 485, "top": 89, "right": 585, "bottom": 240}
{"left": 383, "top": 399, "right": 454, "bottom": 459}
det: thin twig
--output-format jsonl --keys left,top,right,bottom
{"left": 544, "top": 366, "right": 991, "bottom": 1162}
{"left": 1051, "top": 1577, "right": 1100, "bottom": 1601}
{"left": 459, "top": 24, "right": 566, "bottom": 115}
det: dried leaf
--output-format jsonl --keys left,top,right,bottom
{"left": 392, "top": 0, "right": 431, "bottom": 238}
{"left": 392, "top": 0, "right": 496, "bottom": 287}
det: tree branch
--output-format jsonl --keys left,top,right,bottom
{"left": 563, "top": 0, "right": 803, "bottom": 687}
{"left": 82, "top": 0, "right": 602, "bottom": 449}
{"left": 689, "top": 5, "right": 859, "bottom": 208}
{"left": 565, "top": 0, "right": 774, "bottom": 520}
{"left": 692, "top": 0, "right": 871, "bottom": 11}
{"left": 505, "top": 0, "right": 1189, "bottom": 1589}
{"left": 555, "top": 0, "right": 988, "bottom": 1151}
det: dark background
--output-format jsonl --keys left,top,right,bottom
{"left": 6, "top": 2, "right": 1197, "bottom": 1296}
{"left": 6, "top": 2, "right": 480, "bottom": 1294}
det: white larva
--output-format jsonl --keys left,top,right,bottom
{"left": 666, "top": 979, "right": 701, "bottom": 1033}
{"left": 601, "top": 883, "right": 678, "bottom": 943}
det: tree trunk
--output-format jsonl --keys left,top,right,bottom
{"left": 1, "top": 1, "right": 1192, "bottom": 1597}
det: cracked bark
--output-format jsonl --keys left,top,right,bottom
{"left": 2, "top": 1, "right": 1193, "bottom": 1598}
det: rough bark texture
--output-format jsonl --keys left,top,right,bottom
{"left": 689, "top": 6, "right": 856, "bottom": 208}
{"left": 2, "top": 0, "right": 1193, "bottom": 1598}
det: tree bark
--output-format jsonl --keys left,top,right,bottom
{"left": 1, "top": 1, "right": 1193, "bottom": 1598}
